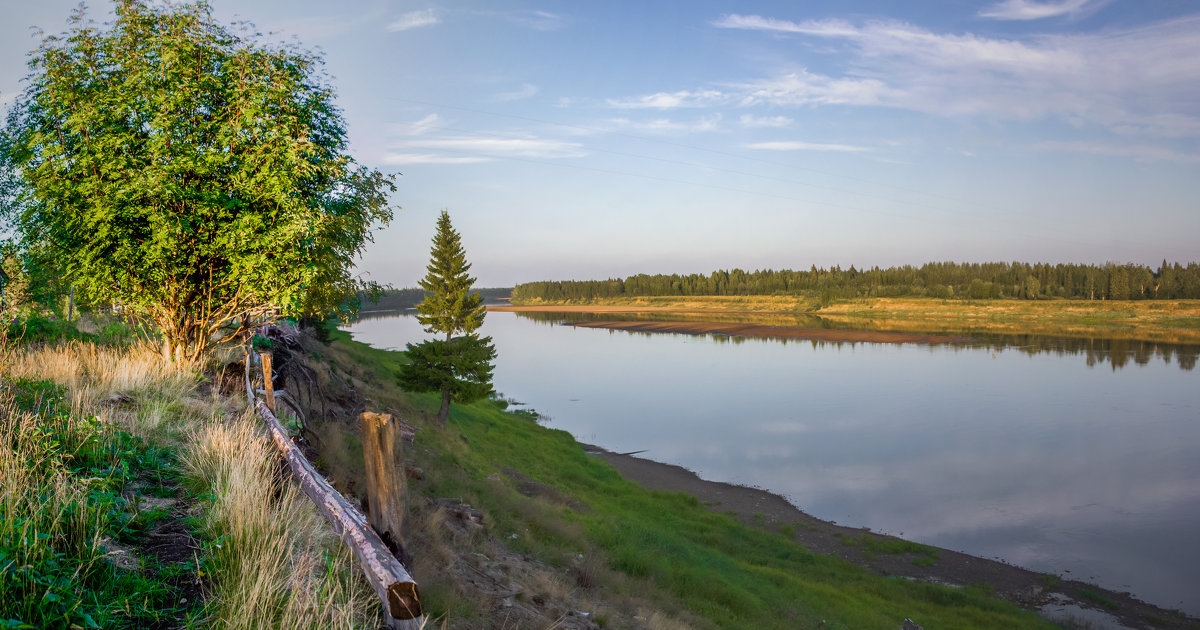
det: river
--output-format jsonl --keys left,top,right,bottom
{"left": 345, "top": 311, "right": 1200, "bottom": 616}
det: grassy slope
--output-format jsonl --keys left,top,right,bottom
{"left": 508, "top": 295, "right": 1200, "bottom": 344}
{"left": 331, "top": 330, "right": 1054, "bottom": 630}
{"left": 1, "top": 332, "right": 378, "bottom": 629}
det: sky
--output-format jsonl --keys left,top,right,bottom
{"left": 2, "top": 0, "right": 1198, "bottom": 287}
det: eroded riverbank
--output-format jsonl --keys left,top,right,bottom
{"left": 588, "top": 444, "right": 1197, "bottom": 629}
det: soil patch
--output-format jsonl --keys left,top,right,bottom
{"left": 587, "top": 445, "right": 1198, "bottom": 630}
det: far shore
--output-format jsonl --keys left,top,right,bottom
{"left": 569, "top": 319, "right": 969, "bottom": 344}
{"left": 489, "top": 297, "right": 1200, "bottom": 345}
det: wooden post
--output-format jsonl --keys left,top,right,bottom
{"left": 259, "top": 351, "right": 276, "bottom": 413}
{"left": 360, "top": 412, "right": 409, "bottom": 563}
{"left": 256, "top": 401, "right": 422, "bottom": 627}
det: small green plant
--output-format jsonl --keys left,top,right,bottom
{"left": 251, "top": 334, "right": 273, "bottom": 351}
{"left": 1077, "top": 587, "right": 1118, "bottom": 610}
{"left": 1038, "top": 574, "right": 1061, "bottom": 590}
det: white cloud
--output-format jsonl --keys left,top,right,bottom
{"left": 1033, "top": 140, "right": 1200, "bottom": 162}
{"left": 737, "top": 70, "right": 892, "bottom": 108}
{"left": 0, "top": 92, "right": 15, "bottom": 107}
{"left": 738, "top": 114, "right": 793, "bottom": 128}
{"left": 510, "top": 10, "right": 565, "bottom": 31}
{"left": 707, "top": 13, "right": 1200, "bottom": 139}
{"left": 605, "top": 115, "right": 723, "bottom": 133}
{"left": 391, "top": 114, "right": 442, "bottom": 136}
{"left": 392, "top": 134, "right": 586, "bottom": 159}
{"left": 493, "top": 83, "right": 539, "bottom": 102}
{"left": 383, "top": 153, "right": 490, "bottom": 165}
{"left": 978, "top": 0, "right": 1101, "bottom": 21}
{"left": 606, "top": 89, "right": 726, "bottom": 110}
{"left": 388, "top": 9, "right": 439, "bottom": 32}
{"left": 745, "top": 141, "right": 872, "bottom": 153}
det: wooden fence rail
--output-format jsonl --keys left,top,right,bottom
{"left": 245, "top": 345, "right": 423, "bottom": 628}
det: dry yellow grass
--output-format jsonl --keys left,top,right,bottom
{"left": 2, "top": 340, "right": 381, "bottom": 629}
{"left": 502, "top": 296, "right": 1200, "bottom": 344}
{"left": 182, "top": 414, "right": 379, "bottom": 629}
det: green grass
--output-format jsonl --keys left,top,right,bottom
{"left": 334, "top": 334, "right": 1056, "bottom": 630}
{"left": 0, "top": 378, "right": 198, "bottom": 629}
{"left": 1077, "top": 587, "right": 1119, "bottom": 610}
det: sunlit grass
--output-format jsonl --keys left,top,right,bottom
{"left": 1, "top": 338, "right": 380, "bottom": 629}
{"left": 181, "top": 413, "right": 378, "bottom": 629}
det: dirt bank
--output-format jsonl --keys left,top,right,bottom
{"left": 587, "top": 445, "right": 1198, "bottom": 630}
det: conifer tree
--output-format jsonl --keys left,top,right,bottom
{"left": 415, "top": 211, "right": 485, "bottom": 340}
{"left": 400, "top": 211, "right": 496, "bottom": 424}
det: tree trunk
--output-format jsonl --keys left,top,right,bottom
{"left": 437, "top": 388, "right": 451, "bottom": 425}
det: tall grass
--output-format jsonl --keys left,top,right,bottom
{"left": 181, "top": 411, "right": 378, "bottom": 629}
{"left": 1, "top": 340, "right": 380, "bottom": 629}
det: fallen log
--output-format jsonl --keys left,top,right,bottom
{"left": 256, "top": 400, "right": 422, "bottom": 627}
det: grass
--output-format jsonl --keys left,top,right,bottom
{"left": 0, "top": 327, "right": 382, "bottom": 629}
{"left": 328, "top": 329, "right": 1056, "bottom": 630}
{"left": 0, "top": 377, "right": 190, "bottom": 628}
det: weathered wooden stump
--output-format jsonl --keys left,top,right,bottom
{"left": 360, "top": 411, "right": 411, "bottom": 563}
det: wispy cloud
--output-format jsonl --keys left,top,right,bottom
{"left": 510, "top": 10, "right": 565, "bottom": 31}
{"left": 1033, "top": 140, "right": 1200, "bottom": 162}
{"left": 493, "top": 83, "right": 539, "bottom": 102}
{"left": 391, "top": 134, "right": 586, "bottom": 161}
{"left": 703, "top": 13, "right": 1200, "bottom": 139}
{"left": 745, "top": 141, "right": 872, "bottom": 153}
{"left": 383, "top": 153, "right": 490, "bottom": 165}
{"left": 738, "top": 114, "right": 793, "bottom": 128}
{"left": 605, "top": 115, "right": 723, "bottom": 134}
{"left": 391, "top": 114, "right": 443, "bottom": 136}
{"left": 978, "top": 0, "right": 1103, "bottom": 21}
{"left": 388, "top": 9, "right": 439, "bottom": 32}
{"left": 606, "top": 89, "right": 725, "bottom": 110}
{"left": 465, "top": 9, "right": 568, "bottom": 31}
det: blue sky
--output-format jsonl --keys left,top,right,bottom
{"left": 2, "top": 0, "right": 1198, "bottom": 287}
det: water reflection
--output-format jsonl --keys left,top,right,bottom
{"left": 511, "top": 311, "right": 1200, "bottom": 371}
{"left": 345, "top": 311, "right": 1200, "bottom": 615}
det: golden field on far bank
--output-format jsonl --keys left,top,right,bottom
{"left": 495, "top": 296, "right": 1200, "bottom": 344}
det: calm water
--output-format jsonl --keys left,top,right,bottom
{"left": 346, "top": 312, "right": 1200, "bottom": 615}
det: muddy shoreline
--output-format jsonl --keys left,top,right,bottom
{"left": 584, "top": 445, "right": 1197, "bottom": 629}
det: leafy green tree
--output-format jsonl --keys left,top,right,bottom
{"left": 400, "top": 211, "right": 496, "bottom": 424}
{"left": 1108, "top": 266, "right": 1130, "bottom": 300}
{"left": 0, "top": 1, "right": 394, "bottom": 363}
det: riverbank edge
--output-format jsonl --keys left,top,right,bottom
{"left": 492, "top": 297, "right": 1200, "bottom": 345}
{"left": 585, "top": 444, "right": 1197, "bottom": 629}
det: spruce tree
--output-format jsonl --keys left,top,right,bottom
{"left": 415, "top": 211, "right": 485, "bottom": 340}
{"left": 400, "top": 211, "right": 496, "bottom": 424}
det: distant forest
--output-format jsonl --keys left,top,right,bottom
{"left": 512, "top": 261, "right": 1200, "bottom": 302}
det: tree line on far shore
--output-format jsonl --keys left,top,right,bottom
{"left": 512, "top": 261, "right": 1200, "bottom": 302}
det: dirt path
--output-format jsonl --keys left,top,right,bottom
{"left": 587, "top": 445, "right": 1198, "bottom": 630}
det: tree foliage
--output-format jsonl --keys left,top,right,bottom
{"left": 400, "top": 211, "right": 495, "bottom": 424}
{"left": 398, "top": 334, "right": 497, "bottom": 418}
{"left": 0, "top": 0, "right": 395, "bottom": 362}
